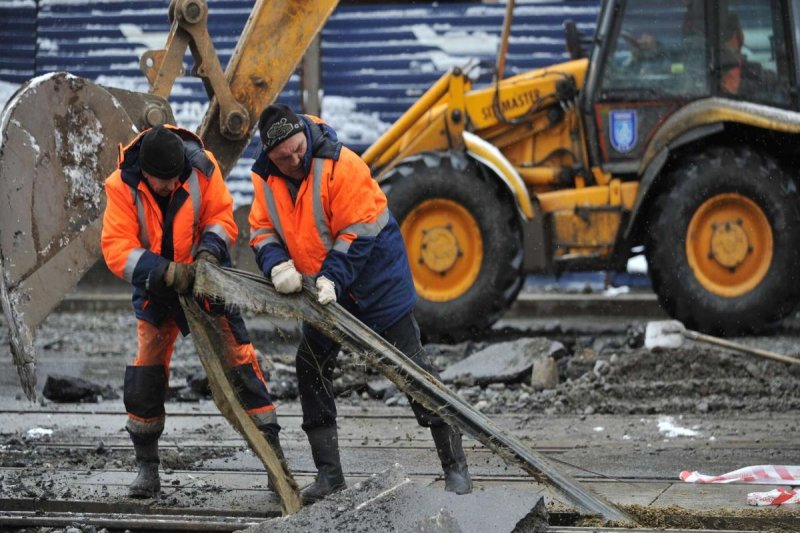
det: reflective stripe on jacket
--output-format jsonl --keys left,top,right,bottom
{"left": 101, "top": 125, "right": 237, "bottom": 333}
{"left": 249, "top": 116, "right": 416, "bottom": 332}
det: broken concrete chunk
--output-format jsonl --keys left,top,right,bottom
{"left": 440, "top": 338, "right": 566, "bottom": 385}
{"left": 244, "top": 464, "right": 547, "bottom": 533}
{"left": 367, "top": 377, "right": 397, "bottom": 399}
{"left": 565, "top": 347, "right": 598, "bottom": 380}
{"left": 531, "top": 356, "right": 559, "bottom": 391}
{"left": 41, "top": 374, "right": 117, "bottom": 403}
{"left": 187, "top": 373, "right": 211, "bottom": 395}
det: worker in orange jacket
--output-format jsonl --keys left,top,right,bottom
{"left": 249, "top": 104, "right": 472, "bottom": 503}
{"left": 101, "top": 125, "right": 282, "bottom": 499}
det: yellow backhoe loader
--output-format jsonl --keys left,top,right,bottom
{"left": 365, "top": 0, "right": 800, "bottom": 341}
{"left": 4, "top": 0, "right": 800, "bottom": 392}
{"left": 0, "top": 0, "right": 338, "bottom": 400}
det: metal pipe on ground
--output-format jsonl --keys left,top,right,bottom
{"left": 645, "top": 320, "right": 800, "bottom": 366}
{"left": 0, "top": 511, "right": 259, "bottom": 531}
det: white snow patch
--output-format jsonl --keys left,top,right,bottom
{"left": 627, "top": 255, "right": 648, "bottom": 274}
{"left": 322, "top": 95, "right": 392, "bottom": 146}
{"left": 603, "top": 285, "right": 630, "bottom": 297}
{"left": 593, "top": 426, "right": 604, "bottom": 432}
{"left": 657, "top": 416, "right": 700, "bottom": 438}
{"left": 53, "top": 107, "right": 105, "bottom": 210}
{"left": 410, "top": 24, "right": 497, "bottom": 56}
{"left": 27, "top": 427, "right": 53, "bottom": 439}
{"left": 119, "top": 23, "right": 170, "bottom": 54}
{"left": 0, "top": 81, "right": 21, "bottom": 115}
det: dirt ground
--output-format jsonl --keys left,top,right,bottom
{"left": 2, "top": 309, "right": 800, "bottom": 532}
{"left": 7, "top": 309, "right": 799, "bottom": 417}
{"left": 3, "top": 310, "right": 800, "bottom": 465}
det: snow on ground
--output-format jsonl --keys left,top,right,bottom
{"left": 658, "top": 416, "right": 701, "bottom": 438}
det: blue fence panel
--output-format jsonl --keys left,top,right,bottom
{"left": 320, "top": 1, "right": 599, "bottom": 154}
{"left": 2, "top": 0, "right": 601, "bottom": 207}
{"left": 0, "top": 1, "right": 37, "bottom": 83}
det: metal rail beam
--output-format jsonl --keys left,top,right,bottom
{"left": 191, "top": 264, "right": 633, "bottom": 523}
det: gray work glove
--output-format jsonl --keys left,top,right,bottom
{"left": 270, "top": 260, "right": 303, "bottom": 294}
{"left": 316, "top": 275, "right": 336, "bottom": 305}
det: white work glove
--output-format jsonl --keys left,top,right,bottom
{"left": 316, "top": 276, "right": 336, "bottom": 305}
{"left": 270, "top": 260, "right": 303, "bottom": 294}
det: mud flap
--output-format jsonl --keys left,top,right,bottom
{"left": 0, "top": 72, "right": 173, "bottom": 399}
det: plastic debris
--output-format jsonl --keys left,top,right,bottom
{"left": 747, "top": 487, "right": 800, "bottom": 506}
{"left": 680, "top": 465, "right": 800, "bottom": 484}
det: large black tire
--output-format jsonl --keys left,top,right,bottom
{"left": 384, "top": 153, "right": 524, "bottom": 342}
{"left": 647, "top": 145, "right": 800, "bottom": 335}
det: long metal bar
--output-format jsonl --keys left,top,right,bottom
{"left": 684, "top": 329, "right": 800, "bottom": 366}
{"left": 0, "top": 511, "right": 259, "bottom": 532}
{"left": 496, "top": 0, "right": 515, "bottom": 81}
{"left": 193, "top": 264, "right": 633, "bottom": 523}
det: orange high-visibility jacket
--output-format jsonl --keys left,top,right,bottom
{"left": 249, "top": 153, "right": 388, "bottom": 276}
{"left": 249, "top": 115, "right": 416, "bottom": 332}
{"left": 101, "top": 125, "right": 236, "bottom": 330}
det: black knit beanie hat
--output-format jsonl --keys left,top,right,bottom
{"left": 258, "top": 104, "right": 303, "bottom": 151}
{"left": 139, "top": 125, "right": 186, "bottom": 179}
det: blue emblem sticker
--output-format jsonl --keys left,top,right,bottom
{"left": 609, "top": 110, "right": 637, "bottom": 153}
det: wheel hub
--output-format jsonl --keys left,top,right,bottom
{"left": 400, "top": 198, "right": 483, "bottom": 302}
{"left": 420, "top": 225, "right": 460, "bottom": 273}
{"left": 686, "top": 192, "right": 772, "bottom": 297}
{"left": 708, "top": 220, "right": 750, "bottom": 270}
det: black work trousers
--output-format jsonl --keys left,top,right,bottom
{"left": 296, "top": 312, "right": 444, "bottom": 431}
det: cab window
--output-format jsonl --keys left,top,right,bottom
{"left": 717, "top": 0, "right": 792, "bottom": 107}
{"left": 601, "top": 0, "right": 708, "bottom": 98}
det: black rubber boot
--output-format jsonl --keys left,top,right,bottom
{"left": 301, "top": 426, "right": 346, "bottom": 504}
{"left": 430, "top": 424, "right": 473, "bottom": 495}
{"left": 128, "top": 440, "right": 160, "bottom": 498}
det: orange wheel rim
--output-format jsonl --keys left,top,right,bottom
{"left": 686, "top": 193, "right": 772, "bottom": 297}
{"left": 400, "top": 199, "right": 483, "bottom": 302}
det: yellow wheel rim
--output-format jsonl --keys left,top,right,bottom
{"left": 400, "top": 199, "right": 483, "bottom": 302}
{"left": 686, "top": 193, "right": 773, "bottom": 297}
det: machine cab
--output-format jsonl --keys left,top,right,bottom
{"left": 584, "top": 0, "right": 798, "bottom": 170}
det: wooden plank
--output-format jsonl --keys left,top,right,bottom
{"left": 180, "top": 297, "right": 301, "bottom": 515}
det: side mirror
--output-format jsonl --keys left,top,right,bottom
{"left": 564, "top": 20, "right": 585, "bottom": 60}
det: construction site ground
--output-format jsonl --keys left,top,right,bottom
{"left": 1, "top": 281, "right": 800, "bottom": 531}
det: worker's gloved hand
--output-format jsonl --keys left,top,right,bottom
{"left": 316, "top": 276, "right": 336, "bottom": 305}
{"left": 270, "top": 260, "right": 303, "bottom": 294}
{"left": 194, "top": 249, "right": 220, "bottom": 266}
{"left": 164, "top": 261, "right": 195, "bottom": 295}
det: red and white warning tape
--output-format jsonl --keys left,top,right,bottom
{"left": 680, "top": 465, "right": 800, "bottom": 506}
{"left": 680, "top": 465, "right": 800, "bottom": 485}
{"left": 746, "top": 487, "right": 800, "bottom": 506}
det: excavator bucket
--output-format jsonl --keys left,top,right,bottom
{"left": 1, "top": 0, "right": 338, "bottom": 400}
{"left": 0, "top": 73, "right": 173, "bottom": 400}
